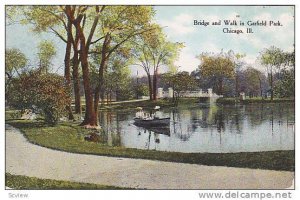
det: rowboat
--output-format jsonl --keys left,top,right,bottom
{"left": 133, "top": 117, "right": 170, "bottom": 127}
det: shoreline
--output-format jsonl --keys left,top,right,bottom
{"left": 5, "top": 121, "right": 295, "bottom": 171}
{"left": 5, "top": 124, "right": 294, "bottom": 189}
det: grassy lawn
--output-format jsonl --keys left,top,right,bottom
{"left": 98, "top": 98, "right": 198, "bottom": 111}
{"left": 73, "top": 98, "right": 200, "bottom": 111}
{"left": 5, "top": 119, "right": 294, "bottom": 171}
{"left": 217, "top": 97, "right": 295, "bottom": 104}
{"left": 5, "top": 173, "right": 129, "bottom": 189}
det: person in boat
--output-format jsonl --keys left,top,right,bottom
{"left": 152, "top": 106, "right": 163, "bottom": 119}
{"left": 136, "top": 107, "right": 153, "bottom": 120}
{"left": 135, "top": 107, "right": 144, "bottom": 118}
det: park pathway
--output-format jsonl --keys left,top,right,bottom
{"left": 6, "top": 124, "right": 294, "bottom": 189}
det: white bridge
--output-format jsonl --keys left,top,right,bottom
{"left": 157, "top": 88, "right": 223, "bottom": 103}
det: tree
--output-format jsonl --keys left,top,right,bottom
{"left": 162, "top": 71, "right": 197, "bottom": 103}
{"left": 133, "top": 26, "right": 183, "bottom": 100}
{"left": 243, "top": 67, "right": 266, "bottom": 98}
{"left": 5, "top": 48, "right": 27, "bottom": 80}
{"left": 7, "top": 71, "right": 71, "bottom": 125}
{"left": 18, "top": 5, "right": 155, "bottom": 126}
{"left": 135, "top": 84, "right": 149, "bottom": 98}
{"left": 274, "top": 49, "right": 295, "bottom": 98}
{"left": 13, "top": 6, "right": 80, "bottom": 118}
{"left": 8, "top": 6, "right": 175, "bottom": 127}
{"left": 227, "top": 50, "right": 245, "bottom": 100}
{"left": 274, "top": 68, "right": 295, "bottom": 98}
{"left": 90, "top": 6, "right": 155, "bottom": 124}
{"left": 259, "top": 46, "right": 285, "bottom": 100}
{"left": 37, "top": 40, "right": 56, "bottom": 73}
{"left": 106, "top": 60, "right": 133, "bottom": 101}
{"left": 63, "top": 5, "right": 105, "bottom": 126}
{"left": 198, "top": 52, "right": 235, "bottom": 95}
{"left": 91, "top": 48, "right": 134, "bottom": 102}
{"left": 5, "top": 48, "right": 28, "bottom": 99}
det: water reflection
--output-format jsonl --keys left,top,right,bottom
{"left": 97, "top": 103, "right": 294, "bottom": 153}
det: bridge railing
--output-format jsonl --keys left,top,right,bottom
{"left": 157, "top": 88, "right": 222, "bottom": 98}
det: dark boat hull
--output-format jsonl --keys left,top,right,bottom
{"left": 133, "top": 117, "right": 170, "bottom": 127}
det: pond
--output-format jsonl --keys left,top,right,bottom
{"left": 98, "top": 102, "right": 295, "bottom": 153}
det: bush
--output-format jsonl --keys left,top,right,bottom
{"left": 7, "top": 70, "right": 71, "bottom": 125}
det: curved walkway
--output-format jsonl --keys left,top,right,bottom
{"left": 5, "top": 124, "right": 294, "bottom": 189}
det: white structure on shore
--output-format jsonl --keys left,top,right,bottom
{"left": 157, "top": 87, "right": 223, "bottom": 103}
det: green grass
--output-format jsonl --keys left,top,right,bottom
{"left": 77, "top": 98, "right": 200, "bottom": 111}
{"left": 5, "top": 173, "right": 129, "bottom": 189}
{"left": 217, "top": 97, "right": 295, "bottom": 104}
{"left": 99, "top": 99, "right": 174, "bottom": 111}
{"left": 5, "top": 110, "right": 22, "bottom": 121}
{"left": 6, "top": 119, "right": 294, "bottom": 171}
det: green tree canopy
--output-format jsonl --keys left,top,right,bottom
{"left": 198, "top": 52, "right": 235, "bottom": 95}
{"left": 37, "top": 40, "right": 57, "bottom": 73}
{"left": 7, "top": 71, "right": 71, "bottom": 125}
{"left": 259, "top": 46, "right": 288, "bottom": 100}
{"left": 133, "top": 26, "right": 184, "bottom": 100}
{"left": 5, "top": 48, "right": 28, "bottom": 79}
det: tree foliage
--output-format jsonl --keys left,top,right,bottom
{"left": 5, "top": 48, "right": 28, "bottom": 79}
{"left": 243, "top": 67, "right": 267, "bottom": 97}
{"left": 7, "top": 71, "right": 71, "bottom": 125}
{"left": 90, "top": 6, "right": 156, "bottom": 120}
{"left": 198, "top": 52, "right": 235, "bottom": 95}
{"left": 103, "top": 59, "right": 133, "bottom": 101}
{"left": 259, "top": 46, "right": 286, "bottom": 100}
{"left": 274, "top": 69, "right": 295, "bottom": 98}
{"left": 133, "top": 26, "right": 183, "bottom": 100}
{"left": 162, "top": 71, "right": 197, "bottom": 102}
{"left": 37, "top": 40, "right": 57, "bottom": 73}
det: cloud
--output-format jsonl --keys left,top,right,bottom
{"left": 233, "top": 11, "right": 294, "bottom": 52}
{"left": 253, "top": 13, "right": 272, "bottom": 21}
{"left": 272, "top": 13, "right": 294, "bottom": 47}
{"left": 242, "top": 54, "right": 258, "bottom": 66}
{"left": 237, "top": 32, "right": 264, "bottom": 49}
{"left": 155, "top": 8, "right": 294, "bottom": 73}
{"left": 158, "top": 13, "right": 224, "bottom": 36}
{"left": 174, "top": 47, "right": 199, "bottom": 72}
{"left": 279, "top": 13, "right": 294, "bottom": 26}
{"left": 158, "top": 13, "right": 195, "bottom": 36}
{"left": 199, "top": 42, "right": 221, "bottom": 53}
{"left": 196, "top": 14, "right": 220, "bottom": 23}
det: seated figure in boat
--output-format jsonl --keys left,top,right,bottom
{"left": 135, "top": 107, "right": 144, "bottom": 119}
{"left": 152, "top": 106, "right": 163, "bottom": 119}
{"left": 136, "top": 106, "right": 163, "bottom": 120}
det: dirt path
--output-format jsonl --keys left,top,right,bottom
{"left": 5, "top": 124, "right": 294, "bottom": 189}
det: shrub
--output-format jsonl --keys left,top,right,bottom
{"left": 7, "top": 70, "right": 71, "bottom": 125}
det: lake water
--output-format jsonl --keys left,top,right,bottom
{"left": 98, "top": 103, "right": 294, "bottom": 153}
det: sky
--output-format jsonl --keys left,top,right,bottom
{"left": 6, "top": 5, "right": 295, "bottom": 75}
{"left": 154, "top": 6, "right": 295, "bottom": 72}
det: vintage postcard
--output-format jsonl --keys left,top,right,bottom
{"left": 4, "top": 3, "right": 295, "bottom": 197}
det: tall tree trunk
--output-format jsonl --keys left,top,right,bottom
{"left": 72, "top": 27, "right": 82, "bottom": 115}
{"left": 147, "top": 74, "right": 153, "bottom": 100}
{"left": 64, "top": 21, "right": 74, "bottom": 120}
{"left": 270, "top": 70, "right": 274, "bottom": 100}
{"left": 258, "top": 76, "right": 263, "bottom": 100}
{"left": 72, "top": 48, "right": 82, "bottom": 114}
{"left": 74, "top": 22, "right": 97, "bottom": 126}
{"left": 218, "top": 78, "right": 223, "bottom": 95}
{"left": 235, "top": 73, "right": 239, "bottom": 102}
{"left": 94, "top": 34, "right": 111, "bottom": 123}
{"left": 94, "top": 53, "right": 107, "bottom": 123}
{"left": 65, "top": 5, "right": 102, "bottom": 126}
{"left": 153, "top": 68, "right": 158, "bottom": 100}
